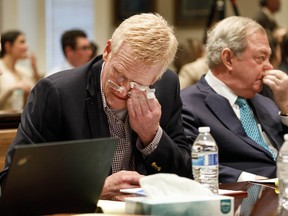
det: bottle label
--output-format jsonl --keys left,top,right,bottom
{"left": 192, "top": 153, "right": 218, "bottom": 166}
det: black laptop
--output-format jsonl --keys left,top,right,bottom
{"left": 0, "top": 138, "right": 118, "bottom": 215}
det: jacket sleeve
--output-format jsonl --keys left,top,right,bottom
{"left": 143, "top": 71, "right": 192, "bottom": 179}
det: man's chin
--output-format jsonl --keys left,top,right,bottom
{"left": 255, "top": 82, "right": 264, "bottom": 92}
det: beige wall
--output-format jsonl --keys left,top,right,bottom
{"left": 1, "top": 0, "right": 288, "bottom": 73}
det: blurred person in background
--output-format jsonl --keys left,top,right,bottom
{"left": 254, "top": 0, "right": 281, "bottom": 33}
{"left": 278, "top": 32, "right": 288, "bottom": 74}
{"left": 0, "top": 37, "right": 2, "bottom": 76}
{"left": 178, "top": 49, "right": 209, "bottom": 90}
{"left": 89, "top": 40, "right": 99, "bottom": 60}
{"left": 0, "top": 30, "right": 39, "bottom": 111}
{"left": 174, "top": 38, "right": 204, "bottom": 76}
{"left": 46, "top": 29, "right": 92, "bottom": 76}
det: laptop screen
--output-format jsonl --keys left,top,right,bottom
{"left": 0, "top": 138, "right": 118, "bottom": 215}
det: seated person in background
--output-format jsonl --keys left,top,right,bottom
{"left": 0, "top": 13, "right": 192, "bottom": 200}
{"left": 89, "top": 40, "right": 99, "bottom": 60}
{"left": 278, "top": 32, "right": 288, "bottom": 74}
{"left": 178, "top": 53, "right": 209, "bottom": 90}
{"left": 174, "top": 38, "right": 203, "bottom": 76}
{"left": 0, "top": 39, "right": 2, "bottom": 76}
{"left": 181, "top": 16, "right": 288, "bottom": 183}
{"left": 0, "top": 30, "right": 39, "bottom": 110}
{"left": 254, "top": 0, "right": 280, "bottom": 33}
{"left": 46, "top": 29, "right": 92, "bottom": 76}
{"left": 178, "top": 38, "right": 208, "bottom": 90}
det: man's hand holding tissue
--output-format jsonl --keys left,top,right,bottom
{"left": 100, "top": 170, "right": 144, "bottom": 201}
{"left": 127, "top": 84, "right": 161, "bottom": 146}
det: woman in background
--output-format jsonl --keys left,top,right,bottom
{"left": 0, "top": 30, "right": 40, "bottom": 110}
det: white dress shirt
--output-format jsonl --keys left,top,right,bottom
{"left": 205, "top": 71, "right": 286, "bottom": 182}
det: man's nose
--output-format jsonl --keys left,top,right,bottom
{"left": 264, "top": 60, "right": 273, "bottom": 71}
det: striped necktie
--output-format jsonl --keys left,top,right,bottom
{"left": 235, "top": 97, "right": 276, "bottom": 160}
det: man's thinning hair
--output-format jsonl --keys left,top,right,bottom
{"left": 111, "top": 13, "right": 178, "bottom": 78}
{"left": 206, "top": 16, "right": 266, "bottom": 69}
{"left": 61, "top": 29, "right": 87, "bottom": 57}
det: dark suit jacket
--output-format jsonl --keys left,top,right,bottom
{"left": 0, "top": 56, "right": 192, "bottom": 182}
{"left": 181, "top": 76, "right": 288, "bottom": 183}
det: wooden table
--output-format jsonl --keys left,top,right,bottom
{"left": 51, "top": 181, "right": 278, "bottom": 215}
{"left": 220, "top": 181, "right": 278, "bottom": 216}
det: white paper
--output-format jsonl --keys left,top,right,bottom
{"left": 120, "top": 188, "right": 146, "bottom": 196}
{"left": 250, "top": 178, "right": 277, "bottom": 184}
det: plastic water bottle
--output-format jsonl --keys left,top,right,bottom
{"left": 277, "top": 134, "right": 288, "bottom": 215}
{"left": 192, "top": 126, "right": 219, "bottom": 194}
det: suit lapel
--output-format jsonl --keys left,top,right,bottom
{"left": 205, "top": 93, "right": 246, "bottom": 136}
{"left": 199, "top": 78, "right": 275, "bottom": 157}
{"left": 198, "top": 78, "right": 245, "bottom": 137}
{"left": 250, "top": 97, "right": 282, "bottom": 150}
{"left": 85, "top": 58, "right": 110, "bottom": 138}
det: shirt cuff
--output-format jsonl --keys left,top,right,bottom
{"left": 237, "top": 171, "right": 257, "bottom": 182}
{"left": 136, "top": 126, "right": 163, "bottom": 158}
{"left": 280, "top": 114, "right": 288, "bottom": 126}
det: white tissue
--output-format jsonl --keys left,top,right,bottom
{"left": 130, "top": 81, "right": 148, "bottom": 91}
{"left": 146, "top": 89, "right": 156, "bottom": 99}
{"left": 130, "top": 81, "right": 156, "bottom": 99}
{"left": 139, "top": 173, "right": 213, "bottom": 202}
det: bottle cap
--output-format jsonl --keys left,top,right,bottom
{"left": 284, "top": 134, "right": 288, "bottom": 141}
{"left": 198, "top": 127, "right": 210, "bottom": 133}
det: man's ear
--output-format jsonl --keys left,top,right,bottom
{"left": 102, "top": 39, "right": 112, "bottom": 61}
{"left": 4, "top": 42, "right": 12, "bottom": 53}
{"left": 221, "top": 48, "right": 234, "bottom": 70}
{"left": 65, "top": 46, "right": 73, "bottom": 58}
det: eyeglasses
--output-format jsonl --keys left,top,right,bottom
{"left": 107, "top": 65, "right": 128, "bottom": 93}
{"left": 107, "top": 64, "right": 156, "bottom": 99}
